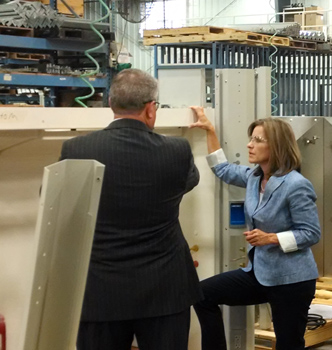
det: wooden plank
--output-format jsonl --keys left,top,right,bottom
{"left": 0, "top": 25, "right": 33, "bottom": 37}
{"left": 317, "top": 43, "right": 332, "bottom": 51}
{"left": 143, "top": 32, "right": 247, "bottom": 45}
{"left": 305, "top": 319, "right": 332, "bottom": 347}
{"left": 8, "top": 52, "right": 48, "bottom": 60}
{"left": 238, "top": 33, "right": 289, "bottom": 46}
{"left": 144, "top": 30, "right": 289, "bottom": 47}
{"left": 316, "top": 290, "right": 332, "bottom": 300}
{"left": 316, "top": 282, "right": 332, "bottom": 291}
{"left": 255, "top": 329, "right": 276, "bottom": 341}
{"left": 312, "top": 298, "right": 332, "bottom": 306}
{"left": 143, "top": 26, "right": 243, "bottom": 37}
{"left": 255, "top": 320, "right": 332, "bottom": 348}
{"left": 318, "top": 277, "right": 332, "bottom": 283}
{"left": 41, "top": 0, "right": 83, "bottom": 16}
{"left": 290, "top": 39, "right": 317, "bottom": 50}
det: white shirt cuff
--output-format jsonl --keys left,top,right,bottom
{"left": 277, "top": 231, "right": 298, "bottom": 253}
{"left": 206, "top": 149, "right": 227, "bottom": 168}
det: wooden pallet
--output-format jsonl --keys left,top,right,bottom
{"left": 255, "top": 320, "right": 332, "bottom": 350}
{"left": 0, "top": 25, "right": 33, "bottom": 37}
{"left": 255, "top": 277, "right": 332, "bottom": 350}
{"left": 290, "top": 39, "right": 318, "bottom": 50}
{"left": 317, "top": 43, "right": 332, "bottom": 51}
{"left": 143, "top": 26, "right": 290, "bottom": 47}
{"left": 8, "top": 52, "right": 48, "bottom": 60}
{"left": 313, "top": 277, "right": 332, "bottom": 306}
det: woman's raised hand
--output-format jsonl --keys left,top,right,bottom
{"left": 189, "top": 106, "right": 215, "bottom": 132}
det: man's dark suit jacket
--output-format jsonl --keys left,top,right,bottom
{"left": 60, "top": 118, "right": 203, "bottom": 321}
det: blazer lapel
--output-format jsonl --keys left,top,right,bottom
{"left": 254, "top": 175, "right": 286, "bottom": 215}
{"left": 245, "top": 175, "right": 261, "bottom": 221}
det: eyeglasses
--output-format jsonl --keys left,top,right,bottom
{"left": 248, "top": 135, "right": 268, "bottom": 144}
{"left": 143, "top": 100, "right": 160, "bottom": 110}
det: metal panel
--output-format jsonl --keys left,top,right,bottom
{"left": 323, "top": 118, "right": 332, "bottom": 276}
{"left": 0, "top": 35, "right": 108, "bottom": 53}
{"left": 180, "top": 123, "right": 218, "bottom": 350}
{"left": 20, "top": 159, "right": 105, "bottom": 350}
{"left": 0, "top": 73, "right": 108, "bottom": 88}
{"left": 327, "top": 56, "right": 331, "bottom": 116}
{"left": 255, "top": 66, "right": 272, "bottom": 119}
{"left": 158, "top": 68, "right": 207, "bottom": 107}
{"left": 216, "top": 68, "right": 256, "bottom": 350}
{"left": 290, "top": 117, "right": 324, "bottom": 275}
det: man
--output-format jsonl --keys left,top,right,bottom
{"left": 60, "top": 69, "right": 202, "bottom": 350}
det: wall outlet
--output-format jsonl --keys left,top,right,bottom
{"left": 234, "top": 335, "right": 241, "bottom": 349}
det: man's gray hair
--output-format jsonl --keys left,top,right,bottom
{"left": 109, "top": 69, "right": 158, "bottom": 114}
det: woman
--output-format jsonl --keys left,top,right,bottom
{"left": 190, "top": 107, "right": 321, "bottom": 350}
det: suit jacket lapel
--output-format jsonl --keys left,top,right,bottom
{"left": 246, "top": 173, "right": 287, "bottom": 223}
{"left": 254, "top": 175, "right": 286, "bottom": 215}
{"left": 246, "top": 175, "right": 260, "bottom": 220}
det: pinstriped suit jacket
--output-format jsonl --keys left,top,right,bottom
{"left": 60, "top": 118, "right": 203, "bottom": 321}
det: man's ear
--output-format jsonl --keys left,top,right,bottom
{"left": 143, "top": 102, "right": 156, "bottom": 129}
{"left": 108, "top": 96, "right": 112, "bottom": 108}
{"left": 145, "top": 101, "right": 154, "bottom": 120}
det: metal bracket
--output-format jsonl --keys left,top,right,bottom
{"left": 304, "top": 135, "right": 319, "bottom": 145}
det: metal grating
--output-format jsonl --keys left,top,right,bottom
{"left": 154, "top": 42, "right": 332, "bottom": 116}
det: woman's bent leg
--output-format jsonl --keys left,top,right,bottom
{"left": 194, "top": 269, "right": 267, "bottom": 350}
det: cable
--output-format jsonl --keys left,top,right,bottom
{"left": 307, "top": 313, "right": 326, "bottom": 330}
{"left": 269, "top": 0, "right": 275, "bottom": 10}
{"left": 74, "top": 0, "right": 111, "bottom": 108}
{"left": 269, "top": 32, "right": 278, "bottom": 116}
{"left": 268, "top": 3, "right": 279, "bottom": 116}
{"left": 115, "top": 19, "right": 128, "bottom": 64}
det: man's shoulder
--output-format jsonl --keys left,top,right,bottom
{"left": 157, "top": 134, "right": 190, "bottom": 146}
{"left": 65, "top": 129, "right": 104, "bottom": 144}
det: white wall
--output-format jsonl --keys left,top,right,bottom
{"left": 115, "top": 0, "right": 332, "bottom": 72}
{"left": 114, "top": 18, "right": 155, "bottom": 73}
{"left": 186, "top": 0, "right": 275, "bottom": 26}
{"left": 0, "top": 136, "right": 62, "bottom": 350}
{"left": 114, "top": 0, "right": 277, "bottom": 73}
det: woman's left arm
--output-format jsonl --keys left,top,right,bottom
{"left": 282, "top": 177, "right": 321, "bottom": 250}
{"left": 244, "top": 177, "right": 321, "bottom": 251}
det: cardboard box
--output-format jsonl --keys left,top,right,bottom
{"left": 294, "top": 14, "right": 305, "bottom": 25}
{"left": 306, "top": 6, "right": 323, "bottom": 14}
{"left": 293, "top": 10, "right": 324, "bottom": 30}
{"left": 306, "top": 14, "right": 323, "bottom": 25}
{"left": 285, "top": 6, "right": 324, "bottom": 28}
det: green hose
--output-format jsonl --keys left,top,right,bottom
{"left": 75, "top": 0, "right": 111, "bottom": 108}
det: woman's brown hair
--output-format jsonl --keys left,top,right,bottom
{"left": 248, "top": 117, "right": 301, "bottom": 177}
